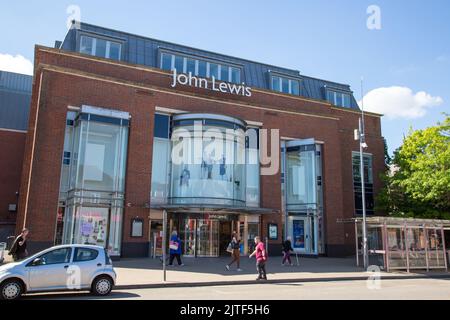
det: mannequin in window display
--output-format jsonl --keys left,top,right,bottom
{"left": 202, "top": 152, "right": 214, "bottom": 180}
{"left": 219, "top": 155, "right": 226, "bottom": 180}
{"left": 180, "top": 166, "right": 191, "bottom": 187}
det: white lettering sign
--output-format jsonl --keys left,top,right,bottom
{"left": 171, "top": 69, "right": 252, "bottom": 97}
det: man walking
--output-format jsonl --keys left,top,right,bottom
{"left": 8, "top": 228, "right": 29, "bottom": 261}
{"left": 249, "top": 236, "right": 267, "bottom": 280}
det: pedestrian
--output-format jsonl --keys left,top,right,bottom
{"left": 226, "top": 232, "right": 242, "bottom": 271}
{"left": 249, "top": 236, "right": 267, "bottom": 280}
{"left": 282, "top": 236, "right": 294, "bottom": 266}
{"left": 168, "top": 230, "right": 184, "bottom": 266}
{"left": 8, "top": 228, "right": 29, "bottom": 262}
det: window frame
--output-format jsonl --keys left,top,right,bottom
{"left": 27, "top": 247, "right": 73, "bottom": 267}
{"left": 159, "top": 50, "right": 242, "bottom": 84}
{"left": 351, "top": 151, "right": 375, "bottom": 216}
{"left": 326, "top": 89, "right": 352, "bottom": 108}
{"left": 73, "top": 247, "right": 99, "bottom": 262}
{"left": 270, "top": 74, "right": 300, "bottom": 96}
{"left": 79, "top": 34, "right": 122, "bottom": 61}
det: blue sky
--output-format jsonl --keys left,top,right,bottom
{"left": 1, "top": 0, "right": 449, "bottom": 154}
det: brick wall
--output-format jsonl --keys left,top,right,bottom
{"left": 16, "top": 46, "right": 385, "bottom": 257}
{"left": 0, "top": 130, "right": 26, "bottom": 241}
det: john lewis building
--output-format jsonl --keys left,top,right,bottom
{"left": 15, "top": 21, "right": 385, "bottom": 258}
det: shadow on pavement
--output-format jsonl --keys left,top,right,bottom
{"left": 23, "top": 291, "right": 141, "bottom": 300}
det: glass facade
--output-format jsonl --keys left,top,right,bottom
{"left": 150, "top": 113, "right": 260, "bottom": 208}
{"left": 283, "top": 141, "right": 324, "bottom": 255}
{"left": 151, "top": 114, "right": 171, "bottom": 204}
{"left": 58, "top": 106, "right": 129, "bottom": 256}
{"left": 352, "top": 152, "right": 374, "bottom": 215}
{"left": 170, "top": 115, "right": 247, "bottom": 206}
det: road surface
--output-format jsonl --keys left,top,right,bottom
{"left": 23, "top": 278, "right": 450, "bottom": 300}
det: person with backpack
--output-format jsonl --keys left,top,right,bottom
{"left": 282, "top": 236, "right": 294, "bottom": 266}
{"left": 249, "top": 236, "right": 267, "bottom": 280}
{"left": 8, "top": 228, "right": 29, "bottom": 262}
{"left": 226, "top": 231, "right": 242, "bottom": 271}
{"left": 168, "top": 230, "right": 184, "bottom": 266}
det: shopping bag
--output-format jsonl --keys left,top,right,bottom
{"left": 169, "top": 241, "right": 179, "bottom": 251}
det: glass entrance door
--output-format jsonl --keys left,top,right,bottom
{"left": 290, "top": 216, "right": 317, "bottom": 255}
{"left": 183, "top": 219, "right": 196, "bottom": 256}
{"left": 197, "top": 219, "right": 219, "bottom": 257}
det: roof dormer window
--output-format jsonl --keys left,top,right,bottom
{"left": 271, "top": 75, "right": 300, "bottom": 96}
{"left": 326, "top": 89, "right": 351, "bottom": 108}
{"left": 79, "top": 35, "right": 122, "bottom": 61}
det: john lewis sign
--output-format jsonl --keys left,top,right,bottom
{"left": 171, "top": 69, "right": 252, "bottom": 97}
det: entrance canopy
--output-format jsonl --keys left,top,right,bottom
{"left": 339, "top": 216, "right": 450, "bottom": 272}
{"left": 151, "top": 204, "right": 278, "bottom": 215}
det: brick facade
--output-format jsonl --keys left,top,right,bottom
{"left": 15, "top": 46, "right": 385, "bottom": 257}
{"left": 0, "top": 130, "right": 26, "bottom": 242}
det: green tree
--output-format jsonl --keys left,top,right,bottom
{"left": 376, "top": 114, "right": 450, "bottom": 219}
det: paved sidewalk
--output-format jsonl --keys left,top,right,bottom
{"left": 113, "top": 256, "right": 450, "bottom": 289}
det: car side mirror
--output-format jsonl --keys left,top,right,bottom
{"left": 32, "top": 258, "right": 43, "bottom": 266}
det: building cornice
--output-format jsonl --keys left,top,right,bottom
{"left": 37, "top": 63, "right": 342, "bottom": 122}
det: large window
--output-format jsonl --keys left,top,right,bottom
{"left": 286, "top": 145, "right": 317, "bottom": 208}
{"left": 151, "top": 114, "right": 171, "bottom": 204}
{"left": 60, "top": 107, "right": 129, "bottom": 256}
{"left": 170, "top": 115, "right": 247, "bottom": 207}
{"left": 160, "top": 52, "right": 242, "bottom": 84}
{"left": 271, "top": 75, "right": 300, "bottom": 96}
{"left": 79, "top": 35, "right": 122, "bottom": 61}
{"left": 246, "top": 128, "right": 260, "bottom": 207}
{"left": 326, "top": 90, "right": 352, "bottom": 108}
{"left": 352, "top": 152, "right": 374, "bottom": 215}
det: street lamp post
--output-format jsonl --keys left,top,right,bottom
{"left": 358, "top": 117, "right": 369, "bottom": 270}
{"left": 356, "top": 77, "right": 369, "bottom": 271}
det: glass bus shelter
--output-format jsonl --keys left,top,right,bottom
{"left": 340, "top": 217, "right": 450, "bottom": 272}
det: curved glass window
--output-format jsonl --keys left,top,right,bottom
{"left": 170, "top": 114, "right": 246, "bottom": 207}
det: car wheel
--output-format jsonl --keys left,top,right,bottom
{"left": 91, "top": 276, "right": 113, "bottom": 296}
{"left": 0, "top": 279, "right": 23, "bottom": 300}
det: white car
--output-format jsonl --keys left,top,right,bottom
{"left": 0, "top": 244, "right": 116, "bottom": 300}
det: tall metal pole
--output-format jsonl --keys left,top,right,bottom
{"left": 359, "top": 118, "right": 368, "bottom": 270}
{"left": 360, "top": 77, "right": 368, "bottom": 270}
{"left": 162, "top": 209, "right": 167, "bottom": 282}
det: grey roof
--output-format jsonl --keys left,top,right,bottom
{"left": 0, "top": 71, "right": 32, "bottom": 131}
{"left": 60, "top": 21, "right": 360, "bottom": 110}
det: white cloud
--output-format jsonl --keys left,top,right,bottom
{"left": 359, "top": 86, "right": 443, "bottom": 119}
{"left": 0, "top": 53, "right": 33, "bottom": 75}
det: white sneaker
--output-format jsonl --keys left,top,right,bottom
{"left": 237, "top": 268, "right": 243, "bottom": 272}
{"left": 226, "top": 265, "right": 230, "bottom": 271}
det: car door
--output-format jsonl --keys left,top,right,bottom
{"left": 27, "top": 247, "right": 73, "bottom": 291}
{"left": 72, "top": 247, "right": 102, "bottom": 288}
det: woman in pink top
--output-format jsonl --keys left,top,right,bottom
{"left": 249, "top": 236, "right": 267, "bottom": 280}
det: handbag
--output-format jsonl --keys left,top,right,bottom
{"left": 226, "top": 243, "right": 233, "bottom": 253}
{"left": 169, "top": 240, "right": 179, "bottom": 251}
